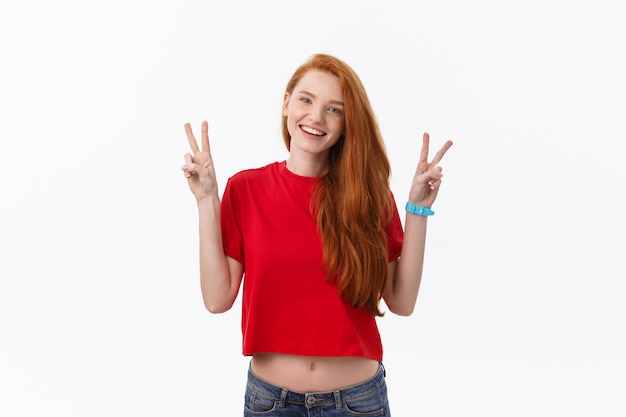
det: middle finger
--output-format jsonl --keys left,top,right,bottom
{"left": 419, "top": 132, "right": 430, "bottom": 163}
{"left": 201, "top": 121, "right": 211, "bottom": 154}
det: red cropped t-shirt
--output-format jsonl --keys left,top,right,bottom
{"left": 220, "top": 161, "right": 403, "bottom": 361}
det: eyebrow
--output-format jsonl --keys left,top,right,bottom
{"left": 297, "top": 90, "right": 344, "bottom": 106}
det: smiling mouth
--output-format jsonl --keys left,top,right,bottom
{"left": 300, "top": 125, "right": 326, "bottom": 137}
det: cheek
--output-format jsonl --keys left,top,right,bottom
{"left": 332, "top": 118, "right": 345, "bottom": 136}
{"left": 285, "top": 105, "right": 304, "bottom": 122}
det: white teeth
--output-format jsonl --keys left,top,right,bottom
{"left": 301, "top": 125, "right": 324, "bottom": 136}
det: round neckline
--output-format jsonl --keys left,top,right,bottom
{"left": 278, "top": 160, "right": 322, "bottom": 185}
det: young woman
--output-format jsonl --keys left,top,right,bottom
{"left": 182, "top": 54, "right": 452, "bottom": 416}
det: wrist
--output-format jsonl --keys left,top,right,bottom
{"left": 405, "top": 202, "right": 434, "bottom": 216}
{"left": 197, "top": 193, "right": 220, "bottom": 209}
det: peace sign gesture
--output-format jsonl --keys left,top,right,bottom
{"left": 408, "top": 133, "right": 453, "bottom": 209}
{"left": 181, "top": 121, "right": 219, "bottom": 201}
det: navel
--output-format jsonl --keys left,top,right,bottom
{"left": 310, "top": 362, "right": 316, "bottom": 372}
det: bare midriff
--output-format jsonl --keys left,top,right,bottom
{"left": 250, "top": 353, "right": 380, "bottom": 392}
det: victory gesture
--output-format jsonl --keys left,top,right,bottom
{"left": 408, "top": 133, "right": 453, "bottom": 209}
{"left": 182, "top": 121, "right": 219, "bottom": 201}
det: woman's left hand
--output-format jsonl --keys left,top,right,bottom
{"left": 408, "top": 133, "right": 453, "bottom": 208}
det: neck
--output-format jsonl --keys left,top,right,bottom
{"left": 286, "top": 153, "right": 329, "bottom": 178}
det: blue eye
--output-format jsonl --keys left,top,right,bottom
{"left": 301, "top": 97, "right": 311, "bottom": 104}
{"left": 329, "top": 107, "right": 343, "bottom": 114}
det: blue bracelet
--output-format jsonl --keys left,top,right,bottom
{"left": 405, "top": 202, "right": 435, "bottom": 216}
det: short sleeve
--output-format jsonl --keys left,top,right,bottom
{"left": 220, "top": 177, "right": 245, "bottom": 263}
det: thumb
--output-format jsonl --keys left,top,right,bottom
{"left": 423, "top": 166, "right": 443, "bottom": 180}
{"left": 182, "top": 153, "right": 197, "bottom": 178}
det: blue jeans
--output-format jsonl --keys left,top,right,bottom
{"left": 243, "top": 362, "right": 391, "bottom": 417}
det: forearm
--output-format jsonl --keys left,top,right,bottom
{"left": 386, "top": 214, "right": 428, "bottom": 316}
{"left": 196, "top": 196, "right": 240, "bottom": 313}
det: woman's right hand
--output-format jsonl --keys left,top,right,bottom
{"left": 182, "top": 121, "right": 219, "bottom": 201}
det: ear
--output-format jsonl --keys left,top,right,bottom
{"left": 282, "top": 92, "right": 290, "bottom": 117}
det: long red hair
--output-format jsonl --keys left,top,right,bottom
{"left": 282, "top": 54, "right": 393, "bottom": 316}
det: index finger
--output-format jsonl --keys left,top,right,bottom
{"left": 430, "top": 140, "right": 453, "bottom": 166}
{"left": 185, "top": 122, "right": 200, "bottom": 153}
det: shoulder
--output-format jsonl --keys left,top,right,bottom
{"left": 228, "top": 161, "right": 281, "bottom": 183}
{"left": 221, "top": 161, "right": 284, "bottom": 212}
{"left": 225, "top": 162, "right": 285, "bottom": 193}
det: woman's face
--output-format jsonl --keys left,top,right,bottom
{"left": 282, "top": 70, "right": 345, "bottom": 160}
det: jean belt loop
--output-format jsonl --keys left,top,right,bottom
{"left": 334, "top": 390, "right": 342, "bottom": 409}
{"left": 380, "top": 361, "right": 386, "bottom": 378}
{"left": 278, "top": 388, "right": 288, "bottom": 407}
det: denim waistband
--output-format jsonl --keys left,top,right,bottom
{"left": 247, "top": 362, "right": 386, "bottom": 408}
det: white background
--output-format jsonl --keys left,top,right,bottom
{"left": 1, "top": 0, "right": 624, "bottom": 416}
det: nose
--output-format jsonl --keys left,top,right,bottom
{"left": 307, "top": 104, "right": 324, "bottom": 123}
